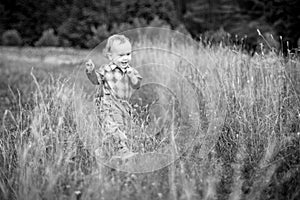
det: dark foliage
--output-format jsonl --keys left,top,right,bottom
{"left": 35, "top": 29, "right": 59, "bottom": 47}
{"left": 0, "top": 0, "right": 299, "bottom": 50}
{"left": 184, "top": 0, "right": 300, "bottom": 51}
{"left": 1, "top": 29, "right": 22, "bottom": 46}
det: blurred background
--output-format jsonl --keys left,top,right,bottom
{"left": 1, "top": 1, "right": 300, "bottom": 200}
{"left": 0, "top": 0, "right": 299, "bottom": 52}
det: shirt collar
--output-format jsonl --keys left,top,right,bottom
{"left": 109, "top": 62, "right": 129, "bottom": 73}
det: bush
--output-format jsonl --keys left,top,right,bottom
{"left": 35, "top": 29, "right": 59, "bottom": 47}
{"left": 85, "top": 24, "right": 110, "bottom": 49}
{"left": 111, "top": 22, "right": 134, "bottom": 35}
{"left": 132, "top": 18, "right": 148, "bottom": 28}
{"left": 1, "top": 29, "right": 23, "bottom": 46}
{"left": 148, "top": 16, "right": 171, "bottom": 29}
{"left": 57, "top": 18, "right": 90, "bottom": 48}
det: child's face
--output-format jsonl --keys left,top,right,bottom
{"left": 108, "top": 40, "right": 132, "bottom": 69}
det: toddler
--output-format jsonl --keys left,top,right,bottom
{"left": 85, "top": 34, "right": 142, "bottom": 159}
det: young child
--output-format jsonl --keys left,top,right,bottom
{"left": 85, "top": 34, "right": 142, "bottom": 160}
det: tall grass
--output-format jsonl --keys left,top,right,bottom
{"left": 0, "top": 37, "right": 299, "bottom": 200}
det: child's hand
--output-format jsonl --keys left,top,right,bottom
{"left": 127, "top": 67, "right": 140, "bottom": 85}
{"left": 85, "top": 59, "right": 95, "bottom": 72}
{"left": 126, "top": 67, "right": 134, "bottom": 75}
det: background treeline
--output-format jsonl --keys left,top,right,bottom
{"left": 0, "top": 0, "right": 299, "bottom": 50}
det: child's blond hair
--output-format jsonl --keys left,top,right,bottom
{"left": 103, "top": 34, "right": 130, "bottom": 58}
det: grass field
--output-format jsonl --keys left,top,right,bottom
{"left": 0, "top": 38, "right": 300, "bottom": 200}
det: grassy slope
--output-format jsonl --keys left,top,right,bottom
{"left": 0, "top": 44, "right": 300, "bottom": 200}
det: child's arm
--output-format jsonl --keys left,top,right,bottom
{"left": 127, "top": 67, "right": 142, "bottom": 89}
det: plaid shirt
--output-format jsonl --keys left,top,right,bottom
{"left": 87, "top": 63, "right": 142, "bottom": 100}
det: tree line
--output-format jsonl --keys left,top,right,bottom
{"left": 0, "top": 0, "right": 299, "bottom": 50}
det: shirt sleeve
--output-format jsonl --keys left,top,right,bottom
{"left": 86, "top": 65, "right": 105, "bottom": 85}
{"left": 86, "top": 68, "right": 99, "bottom": 85}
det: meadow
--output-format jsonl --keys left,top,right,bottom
{"left": 0, "top": 35, "right": 300, "bottom": 200}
